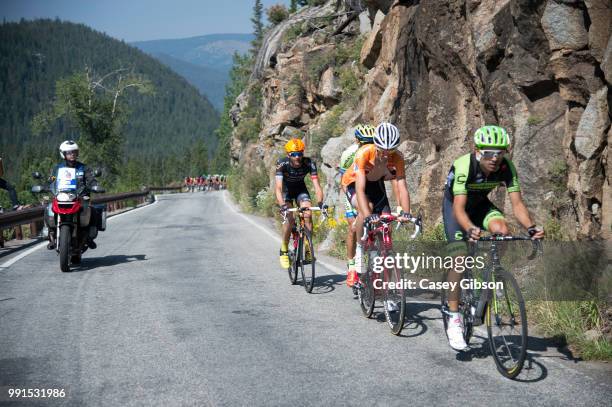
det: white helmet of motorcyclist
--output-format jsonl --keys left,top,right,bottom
{"left": 59, "top": 140, "right": 79, "bottom": 159}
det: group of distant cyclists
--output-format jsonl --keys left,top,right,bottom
{"left": 184, "top": 175, "right": 226, "bottom": 192}
{"left": 274, "top": 122, "right": 544, "bottom": 352}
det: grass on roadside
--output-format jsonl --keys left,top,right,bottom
{"left": 529, "top": 300, "right": 612, "bottom": 360}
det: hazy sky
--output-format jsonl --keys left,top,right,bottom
{"left": 1, "top": 0, "right": 290, "bottom": 42}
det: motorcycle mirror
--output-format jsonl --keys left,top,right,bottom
{"left": 31, "top": 185, "right": 43, "bottom": 193}
{"left": 32, "top": 171, "right": 42, "bottom": 179}
{"left": 93, "top": 169, "right": 102, "bottom": 177}
{"left": 90, "top": 185, "right": 105, "bottom": 193}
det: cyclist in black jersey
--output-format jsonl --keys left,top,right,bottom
{"left": 442, "top": 125, "right": 544, "bottom": 351}
{"left": 275, "top": 138, "right": 324, "bottom": 269}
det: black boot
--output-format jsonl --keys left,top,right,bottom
{"left": 47, "top": 236, "right": 55, "bottom": 250}
{"left": 87, "top": 237, "right": 97, "bottom": 249}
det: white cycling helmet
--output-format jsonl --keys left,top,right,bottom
{"left": 59, "top": 140, "right": 79, "bottom": 158}
{"left": 374, "top": 122, "right": 400, "bottom": 150}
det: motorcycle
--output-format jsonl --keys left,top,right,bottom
{"left": 32, "top": 169, "right": 105, "bottom": 272}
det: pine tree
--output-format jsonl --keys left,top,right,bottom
{"left": 289, "top": 0, "right": 298, "bottom": 13}
{"left": 250, "top": 0, "right": 264, "bottom": 54}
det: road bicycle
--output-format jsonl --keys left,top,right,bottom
{"left": 357, "top": 212, "right": 421, "bottom": 335}
{"left": 282, "top": 206, "right": 327, "bottom": 293}
{"left": 440, "top": 235, "right": 542, "bottom": 378}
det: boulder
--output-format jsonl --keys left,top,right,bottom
{"left": 548, "top": 50, "right": 604, "bottom": 105}
{"left": 358, "top": 11, "right": 371, "bottom": 34}
{"left": 317, "top": 67, "right": 342, "bottom": 102}
{"left": 575, "top": 87, "right": 609, "bottom": 159}
{"left": 281, "top": 126, "right": 304, "bottom": 140}
{"left": 602, "top": 39, "right": 612, "bottom": 86}
{"left": 584, "top": 0, "right": 612, "bottom": 62}
{"left": 360, "top": 23, "right": 383, "bottom": 69}
{"left": 541, "top": 1, "right": 588, "bottom": 51}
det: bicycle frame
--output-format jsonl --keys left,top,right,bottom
{"left": 459, "top": 236, "right": 540, "bottom": 326}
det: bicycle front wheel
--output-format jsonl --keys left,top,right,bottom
{"left": 486, "top": 269, "right": 528, "bottom": 379}
{"left": 299, "top": 230, "right": 315, "bottom": 293}
{"left": 358, "top": 250, "right": 375, "bottom": 318}
{"left": 287, "top": 230, "right": 298, "bottom": 285}
{"left": 382, "top": 251, "right": 406, "bottom": 335}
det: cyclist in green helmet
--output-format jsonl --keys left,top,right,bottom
{"left": 442, "top": 125, "right": 544, "bottom": 351}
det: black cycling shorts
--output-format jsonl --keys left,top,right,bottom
{"left": 283, "top": 184, "right": 311, "bottom": 205}
{"left": 442, "top": 195, "right": 505, "bottom": 242}
{"left": 345, "top": 179, "right": 390, "bottom": 214}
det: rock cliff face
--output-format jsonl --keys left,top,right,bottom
{"left": 229, "top": 0, "right": 611, "bottom": 240}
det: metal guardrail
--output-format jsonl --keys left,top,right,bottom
{"left": 148, "top": 186, "right": 182, "bottom": 192}
{"left": 0, "top": 186, "right": 180, "bottom": 238}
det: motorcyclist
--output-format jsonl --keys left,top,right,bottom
{"left": 47, "top": 140, "right": 100, "bottom": 250}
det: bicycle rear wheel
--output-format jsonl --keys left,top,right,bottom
{"left": 287, "top": 229, "right": 298, "bottom": 285}
{"left": 299, "top": 230, "right": 315, "bottom": 293}
{"left": 382, "top": 251, "right": 406, "bottom": 335}
{"left": 486, "top": 269, "right": 528, "bottom": 379}
{"left": 358, "top": 250, "right": 375, "bottom": 318}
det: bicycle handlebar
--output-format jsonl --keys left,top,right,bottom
{"left": 470, "top": 235, "right": 543, "bottom": 260}
{"left": 281, "top": 206, "right": 328, "bottom": 224}
{"left": 363, "top": 213, "right": 422, "bottom": 240}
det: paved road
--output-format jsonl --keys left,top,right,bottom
{"left": 1, "top": 192, "right": 610, "bottom": 406}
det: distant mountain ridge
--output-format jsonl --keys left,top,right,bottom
{"left": 0, "top": 19, "right": 219, "bottom": 177}
{"left": 132, "top": 33, "right": 252, "bottom": 108}
{"left": 132, "top": 34, "right": 252, "bottom": 69}
{"left": 152, "top": 53, "right": 227, "bottom": 110}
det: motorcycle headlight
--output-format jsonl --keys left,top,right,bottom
{"left": 57, "top": 192, "right": 75, "bottom": 202}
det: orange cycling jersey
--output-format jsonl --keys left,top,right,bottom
{"left": 341, "top": 143, "right": 405, "bottom": 187}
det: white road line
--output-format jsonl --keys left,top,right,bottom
{"left": 106, "top": 197, "right": 158, "bottom": 221}
{"left": 0, "top": 198, "right": 159, "bottom": 269}
{"left": 222, "top": 191, "right": 345, "bottom": 276}
{"left": 0, "top": 242, "right": 48, "bottom": 268}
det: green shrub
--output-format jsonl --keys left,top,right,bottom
{"left": 254, "top": 186, "right": 277, "bottom": 217}
{"left": 267, "top": 4, "right": 289, "bottom": 25}
{"left": 283, "top": 23, "right": 305, "bottom": 43}
{"left": 544, "top": 217, "right": 568, "bottom": 240}
{"left": 235, "top": 84, "right": 263, "bottom": 142}
{"left": 420, "top": 222, "right": 446, "bottom": 241}
{"left": 337, "top": 66, "right": 362, "bottom": 107}
{"left": 286, "top": 74, "right": 304, "bottom": 102}
{"left": 309, "top": 103, "right": 346, "bottom": 158}
{"left": 328, "top": 219, "right": 350, "bottom": 259}
{"left": 548, "top": 160, "right": 568, "bottom": 193}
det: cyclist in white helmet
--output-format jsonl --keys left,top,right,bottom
{"left": 341, "top": 122, "right": 413, "bottom": 311}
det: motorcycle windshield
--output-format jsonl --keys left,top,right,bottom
{"left": 54, "top": 167, "right": 85, "bottom": 195}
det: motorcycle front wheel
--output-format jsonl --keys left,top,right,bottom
{"left": 59, "top": 224, "right": 72, "bottom": 272}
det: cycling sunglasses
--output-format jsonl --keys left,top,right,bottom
{"left": 289, "top": 152, "right": 303, "bottom": 157}
{"left": 480, "top": 149, "right": 506, "bottom": 159}
{"left": 376, "top": 147, "right": 397, "bottom": 155}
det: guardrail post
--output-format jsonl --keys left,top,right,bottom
{"left": 15, "top": 225, "right": 22, "bottom": 240}
{"left": 30, "top": 221, "right": 38, "bottom": 237}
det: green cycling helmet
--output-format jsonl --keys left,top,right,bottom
{"left": 354, "top": 124, "right": 376, "bottom": 143}
{"left": 474, "top": 125, "right": 511, "bottom": 149}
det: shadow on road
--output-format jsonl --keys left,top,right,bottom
{"left": 371, "top": 301, "right": 438, "bottom": 339}
{"left": 309, "top": 273, "right": 345, "bottom": 294}
{"left": 453, "top": 334, "right": 560, "bottom": 382}
{"left": 72, "top": 254, "right": 147, "bottom": 271}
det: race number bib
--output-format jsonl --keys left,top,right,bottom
{"left": 57, "top": 167, "right": 77, "bottom": 190}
